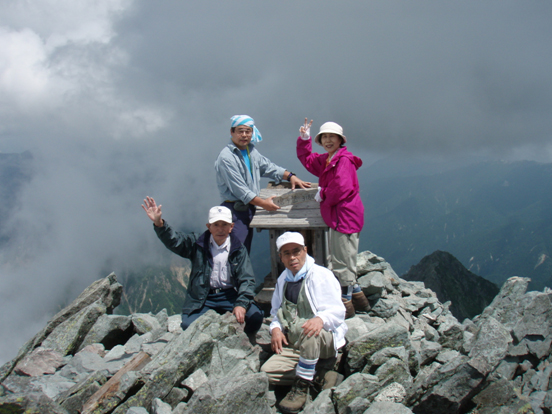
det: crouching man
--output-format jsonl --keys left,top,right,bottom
{"left": 261, "top": 232, "right": 348, "bottom": 413}
{"left": 141, "top": 197, "right": 263, "bottom": 335}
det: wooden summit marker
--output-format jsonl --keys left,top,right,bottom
{"left": 272, "top": 187, "right": 318, "bottom": 208}
{"left": 251, "top": 182, "right": 329, "bottom": 311}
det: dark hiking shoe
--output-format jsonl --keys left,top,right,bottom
{"left": 313, "top": 356, "right": 337, "bottom": 391}
{"left": 342, "top": 298, "right": 356, "bottom": 319}
{"left": 352, "top": 291, "right": 371, "bottom": 312}
{"left": 279, "top": 377, "right": 312, "bottom": 413}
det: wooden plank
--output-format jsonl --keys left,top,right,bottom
{"left": 252, "top": 205, "right": 322, "bottom": 221}
{"left": 81, "top": 351, "right": 151, "bottom": 414}
{"left": 260, "top": 183, "right": 318, "bottom": 196}
{"left": 252, "top": 215, "right": 326, "bottom": 224}
{"left": 259, "top": 201, "right": 321, "bottom": 211}
{"left": 272, "top": 188, "right": 318, "bottom": 208}
{"left": 252, "top": 219, "right": 325, "bottom": 228}
{"left": 251, "top": 218, "right": 327, "bottom": 228}
{"left": 254, "top": 209, "right": 322, "bottom": 220}
{"left": 269, "top": 229, "right": 284, "bottom": 280}
{"left": 249, "top": 184, "right": 327, "bottom": 229}
{"left": 312, "top": 229, "right": 329, "bottom": 267}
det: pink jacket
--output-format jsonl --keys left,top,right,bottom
{"left": 297, "top": 137, "right": 364, "bottom": 234}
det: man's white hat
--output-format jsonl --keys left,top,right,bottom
{"left": 314, "top": 121, "right": 347, "bottom": 146}
{"left": 208, "top": 206, "right": 233, "bottom": 224}
{"left": 276, "top": 231, "right": 305, "bottom": 252}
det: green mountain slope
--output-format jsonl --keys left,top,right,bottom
{"left": 115, "top": 264, "right": 190, "bottom": 315}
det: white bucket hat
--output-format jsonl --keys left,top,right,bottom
{"left": 208, "top": 206, "right": 233, "bottom": 224}
{"left": 314, "top": 121, "right": 347, "bottom": 146}
{"left": 276, "top": 231, "right": 305, "bottom": 252}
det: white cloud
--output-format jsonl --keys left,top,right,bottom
{"left": 0, "top": 0, "right": 168, "bottom": 139}
{"left": 3, "top": 0, "right": 130, "bottom": 45}
{"left": 0, "top": 28, "right": 50, "bottom": 109}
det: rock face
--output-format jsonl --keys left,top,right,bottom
{"left": 402, "top": 250, "right": 500, "bottom": 321}
{"left": 1, "top": 252, "right": 551, "bottom": 414}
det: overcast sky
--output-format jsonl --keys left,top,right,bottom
{"left": 1, "top": 0, "right": 551, "bottom": 363}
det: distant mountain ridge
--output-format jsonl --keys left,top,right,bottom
{"left": 2, "top": 153, "right": 551, "bottom": 294}
{"left": 360, "top": 159, "right": 552, "bottom": 291}
{"left": 402, "top": 250, "right": 499, "bottom": 321}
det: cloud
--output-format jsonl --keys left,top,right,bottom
{"left": 105, "top": 1, "right": 552, "bottom": 157}
{"left": 0, "top": 28, "right": 49, "bottom": 107}
{"left": 1, "top": 0, "right": 552, "bottom": 363}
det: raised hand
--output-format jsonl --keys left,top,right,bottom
{"left": 141, "top": 196, "right": 163, "bottom": 227}
{"left": 299, "top": 117, "right": 313, "bottom": 140}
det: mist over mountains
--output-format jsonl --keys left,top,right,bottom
{"left": 359, "top": 158, "right": 552, "bottom": 291}
{"left": 1, "top": 151, "right": 551, "bottom": 365}
{"left": 2, "top": 153, "right": 551, "bottom": 293}
{"left": 0, "top": 152, "right": 33, "bottom": 247}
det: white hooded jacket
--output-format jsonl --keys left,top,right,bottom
{"left": 269, "top": 262, "right": 348, "bottom": 350}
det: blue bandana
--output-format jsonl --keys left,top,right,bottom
{"left": 230, "top": 115, "right": 263, "bottom": 143}
{"left": 284, "top": 255, "right": 315, "bottom": 283}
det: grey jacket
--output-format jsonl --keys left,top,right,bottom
{"left": 215, "top": 141, "right": 285, "bottom": 204}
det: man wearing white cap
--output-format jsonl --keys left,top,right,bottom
{"left": 261, "top": 232, "right": 347, "bottom": 413}
{"left": 141, "top": 196, "right": 263, "bottom": 334}
{"left": 215, "top": 115, "right": 311, "bottom": 253}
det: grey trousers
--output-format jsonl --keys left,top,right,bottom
{"left": 329, "top": 228, "right": 359, "bottom": 287}
{"left": 261, "top": 330, "right": 335, "bottom": 385}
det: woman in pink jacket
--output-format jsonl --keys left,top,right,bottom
{"left": 296, "top": 118, "right": 369, "bottom": 318}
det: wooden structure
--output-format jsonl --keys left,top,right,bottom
{"left": 82, "top": 352, "right": 151, "bottom": 414}
{"left": 250, "top": 182, "right": 329, "bottom": 308}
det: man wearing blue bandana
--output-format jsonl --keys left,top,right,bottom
{"left": 261, "top": 232, "right": 347, "bottom": 413}
{"left": 215, "top": 115, "right": 311, "bottom": 253}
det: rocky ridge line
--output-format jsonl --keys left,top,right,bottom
{"left": 0, "top": 251, "right": 550, "bottom": 413}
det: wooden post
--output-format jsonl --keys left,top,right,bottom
{"left": 81, "top": 351, "right": 151, "bottom": 414}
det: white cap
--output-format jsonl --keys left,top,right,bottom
{"left": 314, "top": 121, "right": 347, "bottom": 145}
{"left": 276, "top": 231, "right": 305, "bottom": 252}
{"left": 208, "top": 206, "right": 233, "bottom": 224}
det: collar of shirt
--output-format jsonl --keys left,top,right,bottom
{"left": 210, "top": 234, "right": 230, "bottom": 252}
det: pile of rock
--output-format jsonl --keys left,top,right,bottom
{"left": 0, "top": 252, "right": 551, "bottom": 413}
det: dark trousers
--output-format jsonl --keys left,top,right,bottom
{"left": 222, "top": 202, "right": 256, "bottom": 253}
{"left": 180, "top": 288, "right": 263, "bottom": 334}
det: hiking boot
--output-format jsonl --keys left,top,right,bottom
{"left": 313, "top": 357, "right": 337, "bottom": 391}
{"left": 342, "top": 298, "right": 355, "bottom": 319}
{"left": 279, "top": 377, "right": 312, "bottom": 413}
{"left": 352, "top": 291, "right": 371, "bottom": 312}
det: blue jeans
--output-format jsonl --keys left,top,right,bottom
{"left": 181, "top": 288, "right": 263, "bottom": 334}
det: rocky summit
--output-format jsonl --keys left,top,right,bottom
{"left": 0, "top": 251, "right": 551, "bottom": 413}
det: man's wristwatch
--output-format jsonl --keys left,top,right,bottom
{"left": 287, "top": 172, "right": 295, "bottom": 181}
